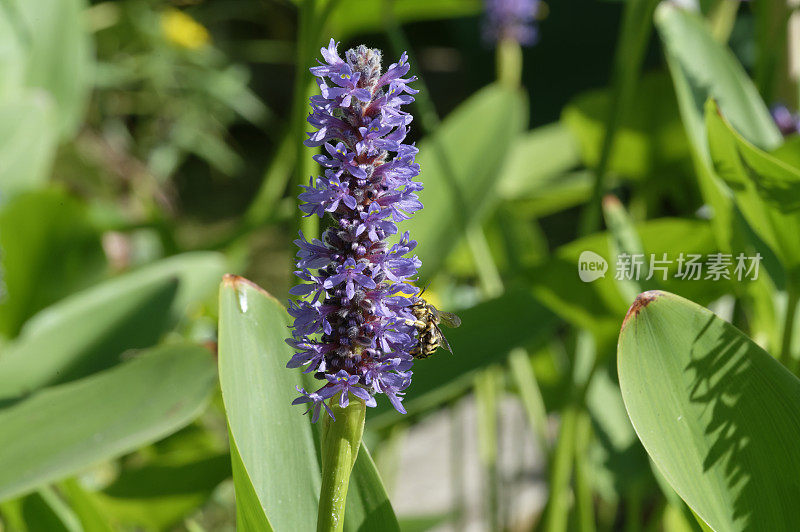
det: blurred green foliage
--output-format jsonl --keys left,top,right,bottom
{"left": 1, "top": 0, "right": 800, "bottom": 530}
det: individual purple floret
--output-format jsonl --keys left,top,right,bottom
{"left": 771, "top": 104, "right": 800, "bottom": 137}
{"left": 287, "top": 39, "right": 423, "bottom": 421}
{"left": 483, "top": 0, "right": 540, "bottom": 46}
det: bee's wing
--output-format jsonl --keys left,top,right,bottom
{"left": 437, "top": 311, "right": 462, "bottom": 328}
{"left": 435, "top": 325, "right": 454, "bottom": 354}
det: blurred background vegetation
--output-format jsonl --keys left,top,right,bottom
{"left": 1, "top": 0, "right": 799, "bottom": 530}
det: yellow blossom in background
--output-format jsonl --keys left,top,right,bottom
{"left": 161, "top": 8, "right": 210, "bottom": 50}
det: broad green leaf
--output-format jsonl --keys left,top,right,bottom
{"left": 706, "top": 100, "right": 800, "bottom": 271}
{"left": 618, "top": 290, "right": 800, "bottom": 531}
{"left": 368, "top": 288, "right": 557, "bottom": 429}
{"left": 218, "top": 275, "right": 399, "bottom": 532}
{"left": 770, "top": 137, "right": 800, "bottom": 172}
{"left": 343, "top": 446, "right": 399, "bottom": 532}
{"left": 84, "top": 424, "right": 232, "bottom": 530}
{"left": 0, "top": 190, "right": 106, "bottom": 338}
{"left": 397, "top": 513, "right": 451, "bottom": 532}
{"left": 229, "top": 438, "right": 274, "bottom": 531}
{"left": 585, "top": 366, "right": 651, "bottom": 502}
{"left": 59, "top": 479, "right": 115, "bottom": 532}
{"left": 0, "top": 251, "right": 226, "bottom": 395}
{"left": 406, "top": 84, "right": 528, "bottom": 278}
{"left": 0, "top": 6, "right": 25, "bottom": 99}
{"left": 603, "top": 195, "right": 645, "bottom": 303}
{"left": 656, "top": 2, "right": 781, "bottom": 254}
{"left": 2, "top": 488, "right": 82, "bottom": 532}
{"left": 0, "top": 277, "right": 177, "bottom": 397}
{"left": 497, "top": 123, "right": 582, "bottom": 199}
{"left": 562, "top": 73, "right": 690, "bottom": 180}
{"left": 91, "top": 452, "right": 231, "bottom": 531}
{"left": 510, "top": 171, "right": 594, "bottom": 219}
{"left": 0, "top": 343, "right": 216, "bottom": 501}
{"left": 0, "top": 93, "right": 58, "bottom": 201}
{"left": 527, "top": 218, "right": 729, "bottom": 350}
{"left": 218, "top": 276, "right": 318, "bottom": 531}
{"left": 2, "top": 0, "right": 92, "bottom": 136}
{"left": 329, "top": 0, "right": 482, "bottom": 38}
{"left": 655, "top": 3, "right": 781, "bottom": 156}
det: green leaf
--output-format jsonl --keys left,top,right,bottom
{"left": 344, "top": 446, "right": 400, "bottom": 532}
{"left": 494, "top": 121, "right": 589, "bottom": 222}
{"left": 329, "top": 0, "right": 482, "bottom": 38}
{"left": 655, "top": 3, "right": 781, "bottom": 156}
{"left": 229, "top": 437, "right": 274, "bottom": 531}
{"left": 405, "top": 84, "right": 528, "bottom": 278}
{"left": 0, "top": 190, "right": 106, "bottom": 338}
{"left": 91, "top": 451, "right": 232, "bottom": 531}
{"left": 1, "top": 0, "right": 93, "bottom": 136}
{"left": 497, "top": 123, "right": 582, "bottom": 199}
{"left": 0, "top": 343, "right": 216, "bottom": 502}
{"left": 770, "top": 137, "right": 800, "bottom": 172}
{"left": 527, "top": 218, "right": 726, "bottom": 343}
{"left": 603, "top": 195, "right": 645, "bottom": 303}
{"left": 218, "top": 276, "right": 319, "bottom": 531}
{"left": 656, "top": 2, "right": 781, "bottom": 253}
{"left": 0, "top": 93, "right": 58, "bottom": 201}
{"left": 510, "top": 171, "right": 594, "bottom": 219}
{"left": 0, "top": 251, "right": 226, "bottom": 396}
{"left": 618, "top": 290, "right": 800, "bottom": 531}
{"left": 0, "top": 6, "right": 25, "bottom": 99}
{"left": 4, "top": 488, "right": 82, "bottom": 532}
{"left": 585, "top": 366, "right": 651, "bottom": 502}
{"left": 59, "top": 479, "right": 115, "bottom": 532}
{"left": 562, "top": 73, "right": 690, "bottom": 180}
{"left": 368, "top": 288, "right": 557, "bottom": 429}
{"left": 0, "top": 278, "right": 177, "bottom": 397}
{"left": 706, "top": 99, "right": 800, "bottom": 271}
{"left": 218, "top": 275, "right": 399, "bottom": 532}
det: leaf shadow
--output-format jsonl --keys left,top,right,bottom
{"left": 685, "top": 316, "right": 760, "bottom": 529}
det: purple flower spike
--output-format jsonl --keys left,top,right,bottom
{"left": 483, "top": 0, "right": 541, "bottom": 47}
{"left": 288, "top": 40, "right": 423, "bottom": 421}
{"left": 771, "top": 103, "right": 800, "bottom": 137}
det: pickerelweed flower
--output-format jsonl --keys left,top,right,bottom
{"left": 771, "top": 103, "right": 800, "bottom": 137}
{"left": 287, "top": 39, "right": 423, "bottom": 421}
{"left": 483, "top": 0, "right": 541, "bottom": 46}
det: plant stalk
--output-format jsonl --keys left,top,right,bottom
{"left": 543, "top": 404, "right": 578, "bottom": 532}
{"left": 316, "top": 396, "right": 366, "bottom": 532}
{"left": 496, "top": 38, "right": 523, "bottom": 89}
{"left": 293, "top": 0, "right": 337, "bottom": 240}
{"left": 578, "top": 0, "right": 659, "bottom": 236}
{"left": 573, "top": 411, "right": 596, "bottom": 532}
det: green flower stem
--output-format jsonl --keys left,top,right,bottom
{"left": 293, "top": 0, "right": 337, "bottom": 241}
{"left": 466, "top": 225, "right": 504, "bottom": 298}
{"left": 245, "top": 134, "right": 294, "bottom": 228}
{"left": 543, "top": 404, "right": 578, "bottom": 532}
{"left": 573, "top": 411, "right": 596, "bottom": 532}
{"left": 474, "top": 367, "right": 501, "bottom": 530}
{"left": 496, "top": 38, "right": 523, "bottom": 89}
{"left": 317, "top": 396, "right": 366, "bottom": 532}
{"left": 578, "top": 0, "right": 659, "bottom": 236}
{"left": 508, "top": 348, "right": 550, "bottom": 458}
